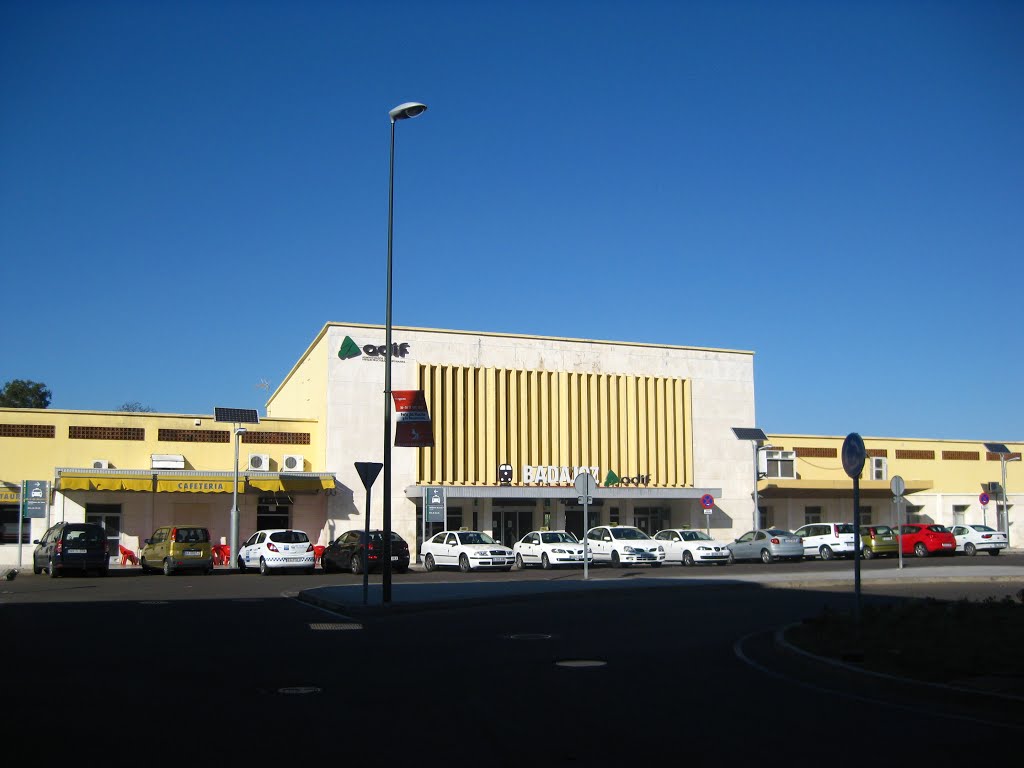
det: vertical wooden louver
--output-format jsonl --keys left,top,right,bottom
{"left": 418, "top": 364, "right": 690, "bottom": 487}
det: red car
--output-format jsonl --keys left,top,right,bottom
{"left": 898, "top": 523, "right": 956, "bottom": 557}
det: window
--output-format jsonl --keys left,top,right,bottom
{"left": 804, "top": 507, "right": 822, "bottom": 525}
{"left": 953, "top": 505, "right": 967, "bottom": 526}
{"left": 762, "top": 450, "right": 796, "bottom": 479}
{"left": 257, "top": 497, "right": 290, "bottom": 530}
{"left": 858, "top": 506, "right": 872, "bottom": 523}
{"left": 0, "top": 504, "right": 30, "bottom": 545}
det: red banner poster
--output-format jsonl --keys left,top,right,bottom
{"left": 391, "top": 390, "right": 434, "bottom": 447}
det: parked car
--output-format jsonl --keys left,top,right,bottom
{"left": 950, "top": 524, "right": 1008, "bottom": 556}
{"left": 585, "top": 525, "right": 665, "bottom": 567}
{"left": 237, "top": 529, "right": 316, "bottom": 574}
{"left": 421, "top": 530, "right": 515, "bottom": 572}
{"left": 728, "top": 528, "right": 804, "bottom": 563}
{"left": 652, "top": 528, "right": 730, "bottom": 565}
{"left": 898, "top": 523, "right": 956, "bottom": 557}
{"left": 140, "top": 525, "right": 214, "bottom": 575}
{"left": 859, "top": 524, "right": 898, "bottom": 559}
{"left": 321, "top": 529, "right": 411, "bottom": 573}
{"left": 32, "top": 521, "right": 110, "bottom": 577}
{"left": 792, "top": 522, "right": 856, "bottom": 560}
{"left": 513, "top": 530, "right": 591, "bottom": 569}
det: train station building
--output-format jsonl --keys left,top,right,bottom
{"left": 0, "top": 322, "right": 1019, "bottom": 568}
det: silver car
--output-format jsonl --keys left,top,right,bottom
{"left": 728, "top": 528, "right": 804, "bottom": 563}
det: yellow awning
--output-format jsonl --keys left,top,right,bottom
{"left": 156, "top": 477, "right": 241, "bottom": 494}
{"left": 121, "top": 478, "right": 155, "bottom": 492}
{"left": 248, "top": 475, "right": 335, "bottom": 492}
{"left": 60, "top": 475, "right": 154, "bottom": 492}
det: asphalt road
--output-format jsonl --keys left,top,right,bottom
{"left": 3, "top": 555, "right": 1022, "bottom": 766}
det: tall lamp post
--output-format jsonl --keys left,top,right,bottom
{"left": 733, "top": 427, "right": 774, "bottom": 530}
{"left": 985, "top": 442, "right": 1020, "bottom": 546}
{"left": 231, "top": 427, "right": 246, "bottom": 566}
{"left": 383, "top": 101, "right": 427, "bottom": 604}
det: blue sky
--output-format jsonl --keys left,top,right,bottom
{"left": 2, "top": 0, "right": 1021, "bottom": 441}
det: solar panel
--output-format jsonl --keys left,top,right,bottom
{"left": 984, "top": 442, "right": 1010, "bottom": 454}
{"left": 732, "top": 427, "right": 768, "bottom": 442}
{"left": 214, "top": 407, "right": 260, "bottom": 424}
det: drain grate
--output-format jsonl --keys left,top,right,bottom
{"left": 309, "top": 622, "right": 363, "bottom": 631}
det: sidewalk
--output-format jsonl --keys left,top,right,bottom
{"left": 297, "top": 556, "right": 1024, "bottom": 614}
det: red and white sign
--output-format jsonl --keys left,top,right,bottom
{"left": 392, "top": 390, "right": 434, "bottom": 448}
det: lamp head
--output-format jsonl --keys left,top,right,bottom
{"left": 235, "top": 427, "right": 247, "bottom": 436}
{"left": 389, "top": 102, "right": 428, "bottom": 122}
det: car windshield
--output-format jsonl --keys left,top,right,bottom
{"left": 368, "top": 532, "right": 405, "bottom": 542}
{"left": 64, "top": 526, "right": 105, "bottom": 544}
{"left": 541, "top": 532, "right": 578, "bottom": 544}
{"left": 766, "top": 528, "right": 793, "bottom": 536}
{"left": 926, "top": 525, "right": 949, "bottom": 533}
{"left": 973, "top": 525, "right": 996, "bottom": 532}
{"left": 835, "top": 524, "right": 855, "bottom": 534}
{"left": 681, "top": 531, "right": 712, "bottom": 541}
{"left": 458, "top": 531, "right": 496, "bottom": 545}
{"left": 867, "top": 525, "right": 893, "bottom": 535}
{"left": 269, "top": 531, "right": 309, "bottom": 544}
{"left": 610, "top": 527, "right": 651, "bottom": 540}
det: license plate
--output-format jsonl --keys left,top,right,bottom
{"left": 391, "top": 556, "right": 399, "bottom": 561}
{"left": 942, "top": 543, "right": 953, "bottom": 548}
{"left": 184, "top": 550, "right": 201, "bottom": 556}
{"left": 68, "top": 549, "right": 87, "bottom": 554}
{"left": 882, "top": 536, "right": 892, "bottom": 541}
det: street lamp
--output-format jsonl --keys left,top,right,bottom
{"left": 383, "top": 101, "right": 427, "bottom": 604}
{"left": 985, "top": 442, "right": 1020, "bottom": 545}
{"left": 733, "top": 427, "right": 773, "bottom": 530}
{"left": 231, "top": 427, "right": 247, "bottom": 567}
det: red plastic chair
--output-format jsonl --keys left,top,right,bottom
{"left": 313, "top": 545, "right": 325, "bottom": 567}
{"left": 119, "top": 544, "right": 139, "bottom": 566}
{"left": 212, "top": 544, "right": 230, "bottom": 566}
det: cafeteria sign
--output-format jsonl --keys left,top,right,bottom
{"left": 392, "top": 390, "right": 434, "bottom": 447}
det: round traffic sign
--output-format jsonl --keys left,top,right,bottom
{"left": 890, "top": 475, "right": 905, "bottom": 497}
{"left": 980, "top": 492, "right": 990, "bottom": 506}
{"left": 574, "top": 472, "right": 596, "bottom": 497}
{"left": 841, "top": 433, "right": 866, "bottom": 479}
{"left": 700, "top": 494, "right": 715, "bottom": 509}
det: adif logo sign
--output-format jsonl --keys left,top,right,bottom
{"left": 338, "top": 335, "right": 411, "bottom": 361}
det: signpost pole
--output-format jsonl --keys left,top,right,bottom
{"left": 18, "top": 481, "right": 25, "bottom": 570}
{"left": 842, "top": 433, "right": 866, "bottom": 627}
{"left": 891, "top": 476, "right": 906, "bottom": 571}
{"left": 574, "top": 472, "right": 596, "bottom": 581}
{"left": 354, "top": 462, "right": 383, "bottom": 606}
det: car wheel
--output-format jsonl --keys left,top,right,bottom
{"left": 727, "top": 551, "right": 735, "bottom": 564}
{"left": 761, "top": 548, "right": 773, "bottom": 564}
{"left": 237, "top": 556, "right": 247, "bottom": 573}
{"left": 459, "top": 554, "right": 471, "bottom": 573}
{"left": 515, "top": 553, "right": 525, "bottom": 570}
{"left": 163, "top": 559, "right": 173, "bottom": 576}
{"left": 964, "top": 542, "right": 977, "bottom": 556}
{"left": 322, "top": 555, "right": 333, "bottom": 573}
{"left": 48, "top": 559, "right": 59, "bottom": 578}
{"left": 682, "top": 550, "right": 694, "bottom": 567}
{"left": 33, "top": 563, "right": 42, "bottom": 575}
{"left": 611, "top": 551, "right": 622, "bottom": 568}
{"left": 988, "top": 549, "right": 1001, "bottom": 556}
{"left": 819, "top": 545, "right": 834, "bottom": 561}
{"left": 541, "top": 553, "right": 552, "bottom": 570}
{"left": 424, "top": 553, "right": 436, "bottom": 572}
{"left": 862, "top": 546, "right": 874, "bottom": 560}
{"left": 914, "top": 543, "right": 928, "bottom": 558}
{"left": 350, "top": 554, "right": 363, "bottom": 575}
{"left": 259, "top": 557, "right": 271, "bottom": 575}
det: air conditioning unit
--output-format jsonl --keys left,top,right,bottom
{"left": 282, "top": 454, "right": 304, "bottom": 471}
{"left": 92, "top": 459, "right": 110, "bottom": 469}
{"left": 248, "top": 453, "right": 271, "bottom": 471}
{"left": 871, "top": 457, "right": 888, "bottom": 481}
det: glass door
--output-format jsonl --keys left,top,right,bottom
{"left": 85, "top": 503, "right": 121, "bottom": 563}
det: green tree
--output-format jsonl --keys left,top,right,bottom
{"left": 0, "top": 379, "right": 52, "bottom": 408}
{"left": 119, "top": 401, "right": 156, "bottom": 412}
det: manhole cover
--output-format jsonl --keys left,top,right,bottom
{"left": 555, "top": 659, "right": 607, "bottom": 668}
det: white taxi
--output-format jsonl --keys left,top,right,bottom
{"left": 585, "top": 525, "right": 665, "bottom": 567}
{"left": 652, "top": 528, "right": 731, "bottom": 565}
{"left": 513, "top": 530, "right": 592, "bottom": 569}
{"left": 237, "top": 529, "right": 316, "bottom": 575}
{"left": 421, "top": 530, "right": 515, "bottom": 573}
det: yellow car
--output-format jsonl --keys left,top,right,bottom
{"left": 140, "top": 525, "right": 214, "bottom": 575}
{"left": 859, "top": 524, "right": 899, "bottom": 559}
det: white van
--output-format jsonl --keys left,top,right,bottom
{"left": 792, "top": 522, "right": 856, "bottom": 560}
